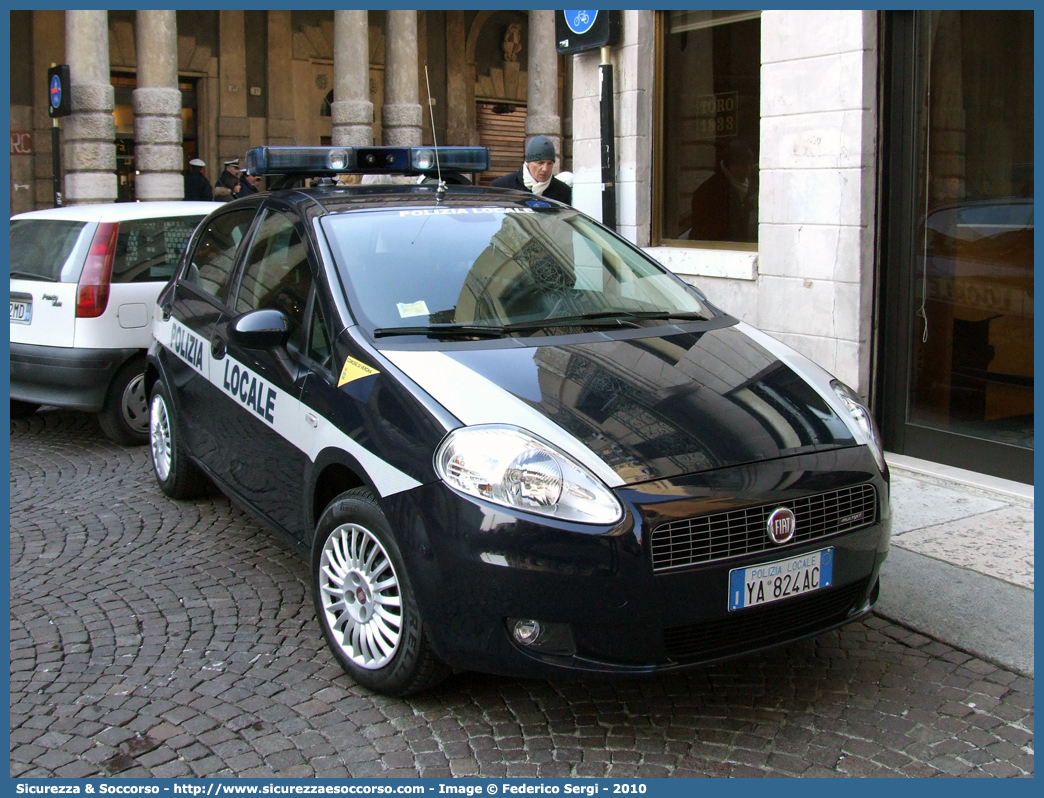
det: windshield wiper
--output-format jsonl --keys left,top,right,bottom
{"left": 567, "top": 309, "right": 709, "bottom": 323}
{"left": 372, "top": 310, "right": 707, "bottom": 339}
{"left": 501, "top": 315, "right": 643, "bottom": 332}
{"left": 10, "top": 271, "right": 55, "bottom": 281}
{"left": 372, "top": 324, "right": 508, "bottom": 339}
{"left": 502, "top": 310, "right": 708, "bottom": 332}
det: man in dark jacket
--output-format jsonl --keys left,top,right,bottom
{"left": 491, "top": 135, "right": 571, "bottom": 205}
{"left": 238, "top": 171, "right": 259, "bottom": 196}
{"left": 688, "top": 139, "right": 757, "bottom": 242}
{"left": 183, "top": 158, "right": 213, "bottom": 201}
{"left": 215, "top": 159, "right": 242, "bottom": 200}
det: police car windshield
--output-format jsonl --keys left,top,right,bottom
{"left": 321, "top": 205, "right": 712, "bottom": 335}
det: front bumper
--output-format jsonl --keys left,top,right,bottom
{"left": 383, "top": 446, "right": 891, "bottom": 678}
{"left": 10, "top": 342, "right": 139, "bottom": 411}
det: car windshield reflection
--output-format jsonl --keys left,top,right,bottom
{"left": 322, "top": 206, "right": 713, "bottom": 335}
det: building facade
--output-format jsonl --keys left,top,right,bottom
{"left": 568, "top": 9, "right": 1032, "bottom": 485}
{"left": 9, "top": 9, "right": 570, "bottom": 209}
{"left": 8, "top": 9, "right": 1033, "bottom": 484}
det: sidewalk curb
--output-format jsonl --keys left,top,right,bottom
{"left": 875, "top": 547, "right": 1034, "bottom": 677}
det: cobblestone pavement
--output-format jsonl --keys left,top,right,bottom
{"left": 10, "top": 411, "right": 1034, "bottom": 778}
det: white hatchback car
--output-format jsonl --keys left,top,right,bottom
{"left": 10, "top": 202, "right": 219, "bottom": 444}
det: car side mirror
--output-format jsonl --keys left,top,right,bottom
{"left": 229, "top": 308, "right": 291, "bottom": 350}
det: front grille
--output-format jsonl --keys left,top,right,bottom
{"left": 663, "top": 579, "right": 869, "bottom": 662}
{"left": 651, "top": 483, "right": 877, "bottom": 571}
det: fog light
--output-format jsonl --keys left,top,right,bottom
{"left": 513, "top": 619, "right": 542, "bottom": 646}
{"left": 507, "top": 618, "right": 576, "bottom": 656}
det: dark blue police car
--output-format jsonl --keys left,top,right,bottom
{"left": 146, "top": 145, "right": 891, "bottom": 695}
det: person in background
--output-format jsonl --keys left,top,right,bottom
{"left": 491, "top": 135, "right": 571, "bottom": 205}
{"left": 183, "top": 158, "right": 212, "bottom": 202}
{"left": 215, "top": 159, "right": 242, "bottom": 200}
{"left": 687, "top": 139, "right": 757, "bottom": 242}
{"left": 239, "top": 171, "right": 260, "bottom": 196}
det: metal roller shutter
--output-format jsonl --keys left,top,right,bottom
{"left": 476, "top": 102, "right": 527, "bottom": 185}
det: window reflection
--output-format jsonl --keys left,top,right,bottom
{"left": 323, "top": 208, "right": 708, "bottom": 331}
{"left": 658, "top": 10, "right": 761, "bottom": 245}
{"left": 910, "top": 10, "right": 1033, "bottom": 450}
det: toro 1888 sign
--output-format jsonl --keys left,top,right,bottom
{"left": 695, "top": 91, "right": 739, "bottom": 140}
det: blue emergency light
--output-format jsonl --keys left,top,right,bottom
{"left": 245, "top": 146, "right": 490, "bottom": 177}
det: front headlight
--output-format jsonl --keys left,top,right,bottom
{"left": 831, "top": 380, "right": 886, "bottom": 474}
{"left": 434, "top": 425, "right": 623, "bottom": 525}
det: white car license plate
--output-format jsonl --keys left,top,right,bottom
{"left": 728, "top": 547, "right": 833, "bottom": 611}
{"left": 10, "top": 298, "right": 32, "bottom": 325}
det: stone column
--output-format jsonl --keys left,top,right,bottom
{"left": 266, "top": 11, "right": 296, "bottom": 145}
{"left": 332, "top": 10, "right": 374, "bottom": 147}
{"left": 64, "top": 10, "right": 116, "bottom": 204}
{"left": 525, "top": 10, "right": 561, "bottom": 162}
{"left": 218, "top": 10, "right": 249, "bottom": 165}
{"left": 382, "top": 10, "right": 422, "bottom": 146}
{"left": 133, "top": 11, "right": 183, "bottom": 201}
{"left": 445, "top": 11, "right": 469, "bottom": 145}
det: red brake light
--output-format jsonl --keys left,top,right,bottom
{"left": 76, "top": 222, "right": 119, "bottom": 318}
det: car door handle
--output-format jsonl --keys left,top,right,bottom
{"left": 211, "top": 336, "right": 226, "bottom": 360}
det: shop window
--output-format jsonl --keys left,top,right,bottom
{"left": 907, "top": 11, "right": 1034, "bottom": 450}
{"left": 655, "top": 11, "right": 761, "bottom": 247}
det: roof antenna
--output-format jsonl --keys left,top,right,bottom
{"left": 423, "top": 61, "right": 446, "bottom": 202}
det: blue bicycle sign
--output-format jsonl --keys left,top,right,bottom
{"left": 564, "top": 10, "right": 598, "bottom": 35}
{"left": 50, "top": 74, "right": 62, "bottom": 109}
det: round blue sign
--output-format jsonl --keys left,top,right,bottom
{"left": 564, "top": 10, "right": 598, "bottom": 36}
{"left": 50, "top": 74, "right": 62, "bottom": 109}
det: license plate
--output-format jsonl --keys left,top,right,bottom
{"left": 728, "top": 547, "right": 833, "bottom": 611}
{"left": 10, "top": 298, "right": 32, "bottom": 325}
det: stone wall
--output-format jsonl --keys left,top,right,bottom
{"left": 752, "top": 10, "right": 878, "bottom": 391}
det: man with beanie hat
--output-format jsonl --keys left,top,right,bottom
{"left": 184, "top": 158, "right": 213, "bottom": 201}
{"left": 491, "top": 135, "right": 571, "bottom": 205}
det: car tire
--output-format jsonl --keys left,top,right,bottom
{"left": 312, "top": 488, "right": 449, "bottom": 696}
{"left": 98, "top": 358, "right": 150, "bottom": 446}
{"left": 10, "top": 400, "right": 39, "bottom": 419}
{"left": 149, "top": 381, "right": 209, "bottom": 500}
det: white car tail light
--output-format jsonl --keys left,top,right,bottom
{"left": 76, "top": 222, "right": 118, "bottom": 318}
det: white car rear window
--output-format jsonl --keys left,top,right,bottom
{"left": 10, "top": 220, "right": 87, "bottom": 282}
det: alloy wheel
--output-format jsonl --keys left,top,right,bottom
{"left": 150, "top": 394, "right": 172, "bottom": 482}
{"left": 319, "top": 523, "right": 403, "bottom": 670}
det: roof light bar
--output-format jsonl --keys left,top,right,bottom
{"left": 245, "top": 147, "right": 355, "bottom": 176}
{"left": 245, "top": 146, "right": 490, "bottom": 177}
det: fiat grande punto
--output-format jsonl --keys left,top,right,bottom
{"left": 146, "top": 146, "right": 891, "bottom": 695}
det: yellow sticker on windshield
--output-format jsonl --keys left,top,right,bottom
{"left": 338, "top": 357, "right": 379, "bottom": 387}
